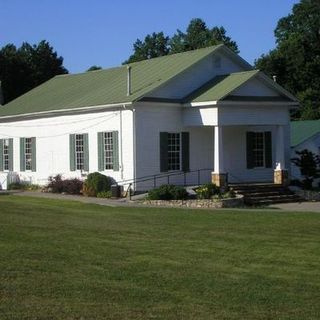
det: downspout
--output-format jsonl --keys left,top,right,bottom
{"left": 125, "top": 65, "right": 136, "bottom": 191}
{"left": 122, "top": 105, "right": 136, "bottom": 192}
{"left": 119, "top": 108, "right": 124, "bottom": 180}
{"left": 132, "top": 107, "right": 136, "bottom": 191}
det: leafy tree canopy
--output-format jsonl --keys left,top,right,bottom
{"left": 124, "top": 18, "right": 239, "bottom": 63}
{"left": 86, "top": 65, "right": 102, "bottom": 72}
{"left": 0, "top": 40, "right": 68, "bottom": 104}
{"left": 291, "top": 149, "right": 320, "bottom": 189}
{"left": 255, "top": 0, "right": 320, "bottom": 120}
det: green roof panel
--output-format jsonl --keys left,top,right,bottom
{"left": 185, "top": 70, "right": 259, "bottom": 103}
{"left": 0, "top": 45, "right": 223, "bottom": 117}
{"left": 291, "top": 120, "right": 320, "bottom": 147}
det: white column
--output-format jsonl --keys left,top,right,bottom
{"left": 214, "top": 126, "right": 224, "bottom": 173}
{"left": 275, "top": 125, "right": 285, "bottom": 170}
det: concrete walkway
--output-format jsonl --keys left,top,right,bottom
{"left": 13, "top": 191, "right": 131, "bottom": 207}
{"left": 6, "top": 191, "right": 320, "bottom": 212}
{"left": 269, "top": 201, "right": 320, "bottom": 212}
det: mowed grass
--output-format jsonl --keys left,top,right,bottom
{"left": 0, "top": 196, "right": 319, "bottom": 320}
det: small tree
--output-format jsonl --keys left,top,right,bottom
{"left": 291, "top": 149, "right": 320, "bottom": 189}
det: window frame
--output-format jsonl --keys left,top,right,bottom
{"left": 252, "top": 132, "right": 265, "bottom": 168}
{"left": 75, "top": 134, "right": 85, "bottom": 171}
{"left": 25, "top": 137, "right": 32, "bottom": 171}
{"left": 3, "top": 139, "right": 9, "bottom": 172}
{"left": 167, "top": 132, "right": 181, "bottom": 171}
{"left": 103, "top": 131, "right": 114, "bottom": 170}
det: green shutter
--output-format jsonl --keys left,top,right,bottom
{"left": 246, "top": 132, "right": 254, "bottom": 169}
{"left": 20, "top": 138, "right": 25, "bottom": 172}
{"left": 160, "top": 132, "right": 168, "bottom": 172}
{"left": 83, "top": 133, "right": 89, "bottom": 171}
{"left": 264, "top": 131, "right": 272, "bottom": 168}
{"left": 31, "top": 137, "right": 36, "bottom": 172}
{"left": 0, "top": 139, "right": 3, "bottom": 171}
{"left": 69, "top": 134, "right": 76, "bottom": 171}
{"left": 112, "top": 131, "right": 119, "bottom": 171}
{"left": 181, "top": 132, "right": 190, "bottom": 172}
{"left": 9, "top": 138, "right": 13, "bottom": 171}
{"left": 97, "top": 132, "right": 104, "bottom": 171}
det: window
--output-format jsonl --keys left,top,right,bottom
{"left": 75, "top": 134, "right": 84, "bottom": 170}
{"left": 70, "top": 133, "right": 89, "bottom": 172}
{"left": 0, "top": 138, "right": 13, "bottom": 172}
{"left": 167, "top": 133, "right": 181, "bottom": 171}
{"left": 104, "top": 132, "right": 114, "bottom": 170}
{"left": 20, "top": 137, "right": 36, "bottom": 172}
{"left": 160, "top": 132, "right": 189, "bottom": 173}
{"left": 25, "top": 138, "right": 32, "bottom": 171}
{"left": 252, "top": 132, "right": 265, "bottom": 167}
{"left": 246, "top": 131, "right": 272, "bottom": 169}
{"left": 97, "top": 131, "right": 119, "bottom": 172}
{"left": 3, "top": 139, "right": 9, "bottom": 171}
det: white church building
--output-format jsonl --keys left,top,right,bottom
{"left": 0, "top": 45, "right": 299, "bottom": 190}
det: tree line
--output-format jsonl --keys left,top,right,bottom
{"left": 0, "top": 0, "right": 319, "bottom": 120}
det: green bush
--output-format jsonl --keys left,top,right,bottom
{"left": 221, "top": 190, "right": 236, "bottom": 199}
{"left": 26, "top": 184, "right": 41, "bottom": 191}
{"left": 8, "top": 182, "right": 28, "bottom": 190}
{"left": 83, "top": 172, "right": 114, "bottom": 197}
{"left": 47, "top": 175, "right": 83, "bottom": 194}
{"left": 97, "top": 191, "right": 112, "bottom": 198}
{"left": 7, "top": 182, "right": 40, "bottom": 191}
{"left": 195, "top": 183, "right": 220, "bottom": 199}
{"left": 148, "top": 185, "right": 188, "bottom": 200}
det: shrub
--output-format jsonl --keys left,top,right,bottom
{"left": 291, "top": 149, "right": 320, "bottom": 190}
{"left": 62, "top": 178, "right": 83, "bottom": 195}
{"left": 48, "top": 175, "right": 64, "bottom": 193}
{"left": 8, "top": 182, "right": 28, "bottom": 190}
{"left": 97, "top": 191, "right": 112, "bottom": 198}
{"left": 195, "top": 183, "right": 220, "bottom": 199}
{"left": 148, "top": 185, "right": 188, "bottom": 200}
{"left": 83, "top": 172, "right": 114, "bottom": 197}
{"left": 7, "top": 182, "right": 40, "bottom": 191}
{"left": 26, "top": 184, "right": 41, "bottom": 191}
{"left": 221, "top": 190, "right": 236, "bottom": 199}
{"left": 47, "top": 175, "right": 83, "bottom": 194}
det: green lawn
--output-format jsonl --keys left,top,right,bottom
{"left": 0, "top": 196, "right": 319, "bottom": 320}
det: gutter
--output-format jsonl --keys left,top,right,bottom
{"left": 184, "top": 100, "right": 300, "bottom": 108}
{"left": 0, "top": 102, "right": 133, "bottom": 123}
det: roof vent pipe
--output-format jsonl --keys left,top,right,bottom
{"left": 273, "top": 75, "right": 277, "bottom": 82}
{"left": 127, "top": 66, "right": 131, "bottom": 96}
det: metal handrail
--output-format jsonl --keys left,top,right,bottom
{"left": 0, "top": 176, "right": 7, "bottom": 191}
{"left": 116, "top": 168, "right": 215, "bottom": 191}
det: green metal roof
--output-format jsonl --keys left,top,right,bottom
{"left": 291, "top": 120, "right": 320, "bottom": 147}
{"left": 0, "top": 45, "right": 223, "bottom": 117}
{"left": 185, "top": 70, "right": 259, "bottom": 103}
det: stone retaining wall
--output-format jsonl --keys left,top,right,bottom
{"left": 296, "top": 190, "right": 320, "bottom": 201}
{"left": 141, "top": 195, "right": 244, "bottom": 208}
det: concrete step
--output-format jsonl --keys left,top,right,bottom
{"left": 246, "top": 194, "right": 300, "bottom": 201}
{"left": 236, "top": 190, "right": 293, "bottom": 197}
{"left": 247, "top": 197, "right": 304, "bottom": 206}
{"left": 230, "top": 183, "right": 303, "bottom": 205}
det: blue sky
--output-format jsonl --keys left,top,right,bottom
{"left": 1, "top": 0, "right": 299, "bottom": 73}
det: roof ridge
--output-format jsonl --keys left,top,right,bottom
{"left": 132, "top": 45, "right": 224, "bottom": 102}
{"left": 125, "top": 44, "right": 223, "bottom": 66}
{"left": 55, "top": 65, "right": 126, "bottom": 78}
{"left": 228, "top": 69, "right": 259, "bottom": 75}
{"left": 54, "top": 45, "right": 223, "bottom": 79}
